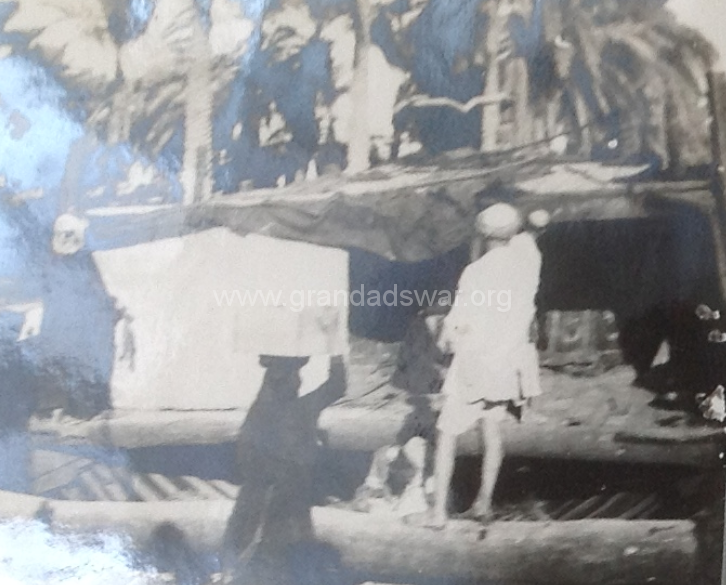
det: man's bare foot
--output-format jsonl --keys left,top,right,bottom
{"left": 519, "top": 407, "right": 548, "bottom": 424}
{"left": 402, "top": 509, "right": 447, "bottom": 530}
{"left": 458, "top": 503, "right": 494, "bottom": 525}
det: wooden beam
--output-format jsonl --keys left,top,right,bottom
{"left": 320, "top": 403, "right": 723, "bottom": 468}
{"left": 29, "top": 400, "right": 723, "bottom": 467}
{"left": 709, "top": 72, "right": 726, "bottom": 195}
{"left": 0, "top": 491, "right": 698, "bottom": 585}
{"left": 314, "top": 511, "right": 695, "bottom": 585}
{"left": 707, "top": 71, "right": 726, "bottom": 303}
{"left": 705, "top": 65, "right": 726, "bottom": 585}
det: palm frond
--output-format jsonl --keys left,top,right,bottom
{"left": 600, "top": 62, "right": 644, "bottom": 152}
{"left": 208, "top": 0, "right": 253, "bottom": 59}
{"left": 62, "top": 33, "right": 118, "bottom": 87}
{"left": 46, "top": 0, "right": 106, "bottom": 20}
{"left": 143, "top": 1, "right": 198, "bottom": 58}
{"left": 4, "top": 1, "right": 69, "bottom": 33}
{"left": 651, "top": 19, "right": 716, "bottom": 64}
{"left": 5, "top": 0, "right": 118, "bottom": 88}
{"left": 26, "top": 18, "right": 75, "bottom": 59}
{"left": 144, "top": 79, "right": 187, "bottom": 116}
{"left": 564, "top": 9, "right": 610, "bottom": 114}
{"left": 144, "top": 113, "right": 180, "bottom": 153}
{"left": 662, "top": 75, "right": 711, "bottom": 169}
{"left": 637, "top": 26, "right": 709, "bottom": 94}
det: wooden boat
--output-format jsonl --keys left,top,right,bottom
{"left": 5, "top": 151, "right": 720, "bottom": 468}
{"left": 16, "top": 321, "right": 722, "bottom": 584}
{"left": 5, "top": 142, "right": 726, "bottom": 583}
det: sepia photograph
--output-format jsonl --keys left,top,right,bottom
{"left": 0, "top": 0, "right": 725, "bottom": 583}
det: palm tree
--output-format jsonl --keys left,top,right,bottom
{"left": 421, "top": 0, "right": 712, "bottom": 167}
{"left": 253, "top": 0, "right": 402, "bottom": 176}
{"left": 345, "top": 0, "right": 374, "bottom": 174}
{"left": 264, "top": 0, "right": 714, "bottom": 173}
{"left": 531, "top": 0, "right": 714, "bottom": 168}
{"left": 3, "top": 0, "right": 253, "bottom": 204}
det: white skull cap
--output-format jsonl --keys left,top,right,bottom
{"left": 475, "top": 203, "right": 522, "bottom": 239}
{"left": 528, "top": 209, "right": 551, "bottom": 229}
{"left": 52, "top": 213, "right": 89, "bottom": 256}
{"left": 54, "top": 213, "right": 89, "bottom": 234}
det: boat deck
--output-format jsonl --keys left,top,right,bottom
{"left": 19, "top": 336, "right": 723, "bottom": 582}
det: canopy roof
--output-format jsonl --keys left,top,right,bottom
{"left": 87, "top": 155, "right": 713, "bottom": 262}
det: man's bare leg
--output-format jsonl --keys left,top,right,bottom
{"left": 401, "top": 429, "right": 455, "bottom": 529}
{"left": 467, "top": 416, "right": 502, "bottom": 520}
{"left": 430, "top": 429, "right": 457, "bottom": 527}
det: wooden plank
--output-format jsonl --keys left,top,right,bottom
{"left": 92, "top": 465, "right": 135, "bottom": 502}
{"left": 144, "top": 473, "right": 190, "bottom": 500}
{"left": 620, "top": 494, "right": 660, "bottom": 520}
{"left": 583, "top": 493, "right": 630, "bottom": 519}
{"left": 61, "top": 485, "right": 87, "bottom": 502}
{"left": 131, "top": 475, "right": 164, "bottom": 502}
{"left": 29, "top": 396, "right": 724, "bottom": 467}
{"left": 180, "top": 475, "right": 229, "bottom": 500}
{"left": 208, "top": 479, "right": 240, "bottom": 500}
{"left": 558, "top": 496, "right": 603, "bottom": 521}
{"left": 77, "top": 470, "right": 113, "bottom": 502}
{"left": 548, "top": 499, "right": 578, "bottom": 519}
{"left": 0, "top": 490, "right": 698, "bottom": 585}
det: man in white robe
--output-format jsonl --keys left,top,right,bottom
{"left": 428, "top": 203, "right": 543, "bottom": 527}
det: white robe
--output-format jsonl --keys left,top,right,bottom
{"left": 437, "top": 234, "right": 541, "bottom": 434}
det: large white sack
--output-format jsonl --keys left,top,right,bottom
{"left": 93, "top": 228, "right": 349, "bottom": 410}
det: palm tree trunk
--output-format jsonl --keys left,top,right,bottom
{"left": 346, "top": 0, "right": 372, "bottom": 174}
{"left": 511, "top": 56, "right": 531, "bottom": 147}
{"left": 180, "top": 12, "right": 213, "bottom": 204}
{"left": 108, "top": 88, "right": 132, "bottom": 144}
{"left": 542, "top": 0, "right": 564, "bottom": 43}
{"left": 512, "top": 0, "right": 533, "bottom": 147}
{"left": 546, "top": 97, "right": 560, "bottom": 139}
{"left": 481, "top": 0, "right": 505, "bottom": 153}
{"left": 482, "top": 62, "right": 501, "bottom": 152}
{"left": 573, "top": 89, "right": 592, "bottom": 156}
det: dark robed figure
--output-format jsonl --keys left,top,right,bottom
{"left": 222, "top": 354, "right": 345, "bottom": 585}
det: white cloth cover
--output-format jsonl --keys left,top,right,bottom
{"left": 93, "top": 228, "right": 349, "bottom": 410}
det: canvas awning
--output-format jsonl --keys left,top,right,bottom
{"left": 86, "top": 157, "right": 714, "bottom": 263}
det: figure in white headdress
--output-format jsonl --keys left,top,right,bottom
{"left": 52, "top": 213, "right": 89, "bottom": 256}
{"left": 421, "top": 202, "right": 545, "bottom": 528}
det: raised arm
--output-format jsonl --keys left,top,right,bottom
{"left": 300, "top": 355, "right": 347, "bottom": 415}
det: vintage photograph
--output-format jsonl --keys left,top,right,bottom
{"left": 0, "top": 0, "right": 725, "bottom": 583}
